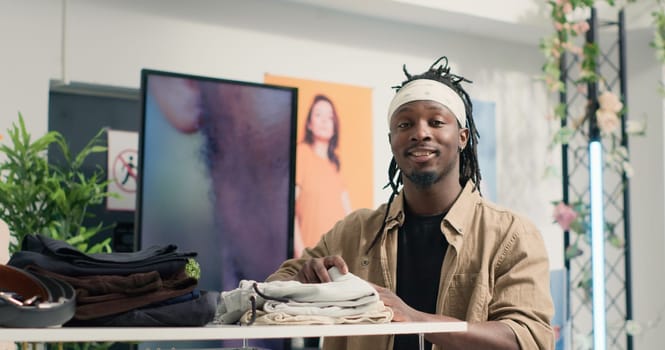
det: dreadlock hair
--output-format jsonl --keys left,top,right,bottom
{"left": 366, "top": 56, "right": 482, "bottom": 254}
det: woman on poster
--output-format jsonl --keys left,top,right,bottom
{"left": 294, "top": 94, "right": 351, "bottom": 257}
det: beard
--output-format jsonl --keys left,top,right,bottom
{"left": 404, "top": 170, "right": 442, "bottom": 189}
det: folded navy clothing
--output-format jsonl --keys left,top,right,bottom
{"left": 21, "top": 234, "right": 196, "bottom": 263}
{"left": 64, "top": 290, "right": 219, "bottom": 327}
{"left": 9, "top": 250, "right": 190, "bottom": 278}
{"left": 143, "top": 289, "right": 201, "bottom": 309}
{"left": 8, "top": 234, "right": 196, "bottom": 278}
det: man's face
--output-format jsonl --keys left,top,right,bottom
{"left": 389, "top": 100, "right": 468, "bottom": 189}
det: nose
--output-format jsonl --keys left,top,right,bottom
{"left": 410, "top": 120, "right": 432, "bottom": 141}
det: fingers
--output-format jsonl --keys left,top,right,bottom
{"left": 312, "top": 259, "right": 333, "bottom": 282}
{"left": 372, "top": 284, "right": 392, "bottom": 302}
{"left": 294, "top": 258, "right": 326, "bottom": 283}
{"left": 323, "top": 255, "right": 348, "bottom": 274}
{"left": 295, "top": 255, "right": 348, "bottom": 283}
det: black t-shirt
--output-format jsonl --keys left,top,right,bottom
{"left": 393, "top": 210, "right": 449, "bottom": 350}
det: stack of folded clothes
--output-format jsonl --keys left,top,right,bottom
{"left": 213, "top": 266, "right": 393, "bottom": 325}
{"left": 8, "top": 234, "right": 218, "bottom": 326}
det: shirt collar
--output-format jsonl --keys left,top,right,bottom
{"left": 445, "top": 181, "right": 481, "bottom": 236}
{"left": 385, "top": 180, "right": 481, "bottom": 236}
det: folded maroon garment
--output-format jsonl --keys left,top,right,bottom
{"left": 26, "top": 265, "right": 197, "bottom": 320}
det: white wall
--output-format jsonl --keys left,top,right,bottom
{"left": 626, "top": 27, "right": 665, "bottom": 350}
{"left": 0, "top": 0, "right": 61, "bottom": 138}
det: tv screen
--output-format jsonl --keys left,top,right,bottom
{"left": 137, "top": 69, "right": 296, "bottom": 294}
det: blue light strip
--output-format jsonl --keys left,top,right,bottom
{"left": 589, "top": 140, "right": 606, "bottom": 350}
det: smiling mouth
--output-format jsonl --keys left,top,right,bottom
{"left": 410, "top": 151, "right": 434, "bottom": 157}
{"left": 407, "top": 150, "right": 437, "bottom": 163}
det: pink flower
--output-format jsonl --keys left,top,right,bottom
{"left": 572, "top": 21, "right": 590, "bottom": 35}
{"left": 563, "top": 2, "right": 573, "bottom": 14}
{"left": 551, "top": 47, "right": 561, "bottom": 59}
{"left": 598, "top": 91, "right": 623, "bottom": 113}
{"left": 569, "top": 44, "right": 583, "bottom": 57}
{"left": 576, "top": 84, "right": 587, "bottom": 95}
{"left": 596, "top": 109, "right": 620, "bottom": 134}
{"left": 553, "top": 202, "right": 577, "bottom": 231}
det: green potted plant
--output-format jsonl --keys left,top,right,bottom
{"left": 0, "top": 113, "right": 113, "bottom": 254}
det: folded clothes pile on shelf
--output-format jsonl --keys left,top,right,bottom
{"left": 4, "top": 234, "right": 217, "bottom": 327}
{"left": 213, "top": 266, "right": 393, "bottom": 326}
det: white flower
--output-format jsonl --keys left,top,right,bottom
{"left": 596, "top": 109, "right": 620, "bottom": 134}
{"left": 623, "top": 161, "right": 634, "bottom": 178}
{"left": 626, "top": 119, "right": 647, "bottom": 135}
{"left": 615, "top": 146, "right": 629, "bottom": 160}
{"left": 625, "top": 320, "right": 643, "bottom": 335}
{"left": 598, "top": 91, "right": 623, "bottom": 113}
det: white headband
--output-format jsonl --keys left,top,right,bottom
{"left": 387, "top": 79, "right": 467, "bottom": 127}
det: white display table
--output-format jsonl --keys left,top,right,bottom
{"left": 0, "top": 321, "right": 466, "bottom": 342}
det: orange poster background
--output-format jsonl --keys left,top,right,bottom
{"left": 264, "top": 73, "right": 374, "bottom": 229}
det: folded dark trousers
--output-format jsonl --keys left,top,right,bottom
{"left": 8, "top": 234, "right": 195, "bottom": 278}
{"left": 64, "top": 290, "right": 219, "bottom": 327}
{"left": 24, "top": 265, "right": 198, "bottom": 320}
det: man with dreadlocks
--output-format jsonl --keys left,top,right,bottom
{"left": 267, "top": 57, "right": 554, "bottom": 350}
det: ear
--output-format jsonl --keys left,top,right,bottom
{"left": 387, "top": 133, "right": 392, "bottom": 143}
{"left": 458, "top": 127, "right": 469, "bottom": 151}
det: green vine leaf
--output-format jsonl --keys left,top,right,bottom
{"left": 550, "top": 126, "right": 575, "bottom": 148}
{"left": 565, "top": 243, "right": 584, "bottom": 260}
{"left": 608, "top": 233, "right": 625, "bottom": 248}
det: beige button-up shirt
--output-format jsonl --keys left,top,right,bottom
{"left": 268, "top": 181, "right": 554, "bottom": 350}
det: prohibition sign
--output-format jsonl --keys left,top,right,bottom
{"left": 113, "top": 149, "right": 138, "bottom": 193}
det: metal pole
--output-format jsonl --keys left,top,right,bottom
{"left": 560, "top": 49, "right": 571, "bottom": 325}
{"left": 617, "top": 9, "right": 634, "bottom": 350}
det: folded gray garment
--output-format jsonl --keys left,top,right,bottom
{"left": 213, "top": 266, "right": 379, "bottom": 324}
{"left": 214, "top": 287, "right": 261, "bottom": 324}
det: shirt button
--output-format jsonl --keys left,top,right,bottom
{"left": 361, "top": 258, "right": 369, "bottom": 266}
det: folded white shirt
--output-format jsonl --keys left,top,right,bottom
{"left": 252, "top": 266, "right": 376, "bottom": 303}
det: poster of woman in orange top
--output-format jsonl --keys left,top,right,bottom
{"left": 265, "top": 74, "right": 373, "bottom": 257}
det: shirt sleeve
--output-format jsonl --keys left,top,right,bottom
{"left": 265, "top": 222, "right": 334, "bottom": 282}
{"left": 491, "top": 218, "right": 555, "bottom": 350}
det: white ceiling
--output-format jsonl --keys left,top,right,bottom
{"left": 284, "top": 0, "right": 657, "bottom": 45}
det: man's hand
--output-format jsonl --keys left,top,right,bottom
{"left": 372, "top": 284, "right": 423, "bottom": 322}
{"left": 294, "top": 255, "right": 348, "bottom": 283}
